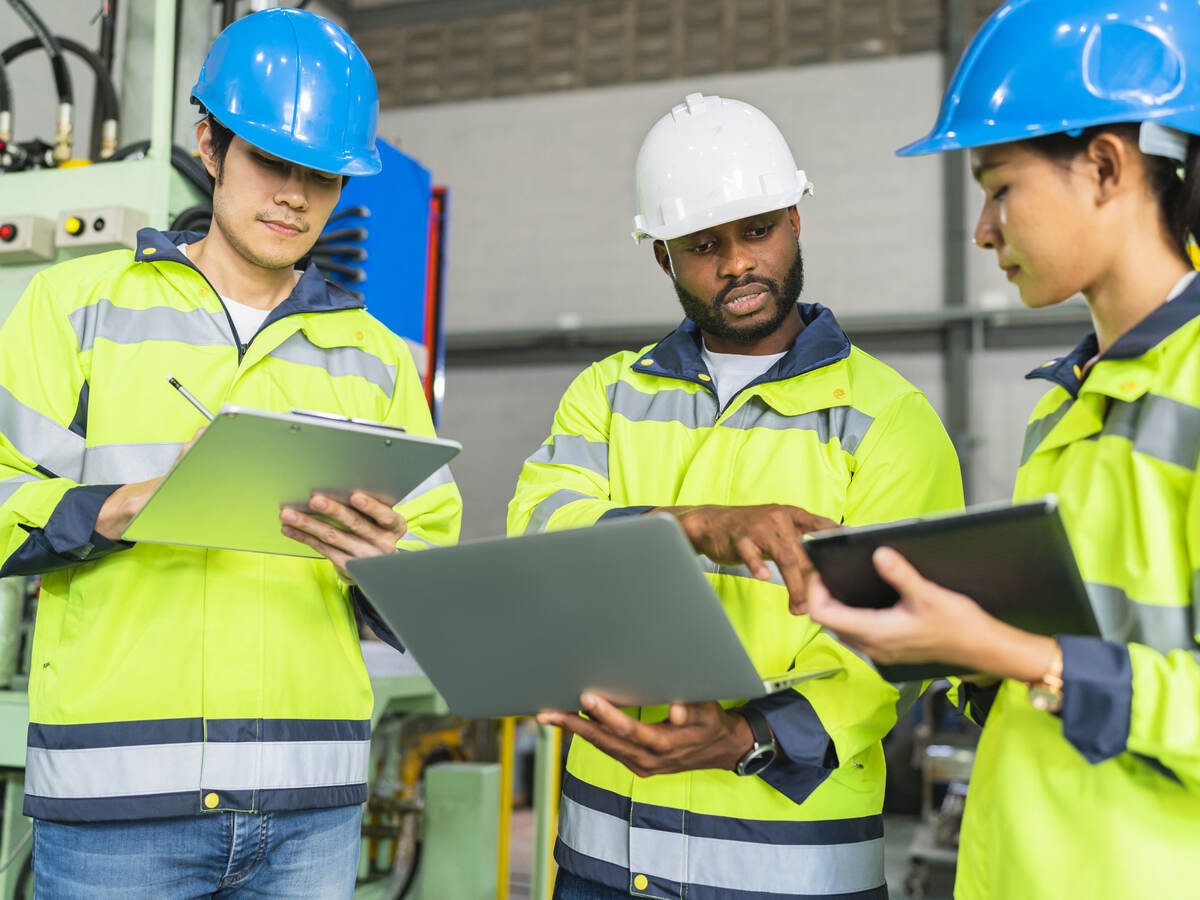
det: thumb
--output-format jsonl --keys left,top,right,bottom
{"left": 872, "top": 546, "right": 925, "bottom": 594}
{"left": 668, "top": 703, "right": 693, "bottom": 726}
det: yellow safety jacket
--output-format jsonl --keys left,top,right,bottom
{"left": 508, "top": 304, "right": 963, "bottom": 900}
{"left": 955, "top": 278, "right": 1200, "bottom": 899}
{"left": 0, "top": 229, "right": 461, "bottom": 823}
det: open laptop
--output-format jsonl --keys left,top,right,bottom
{"left": 347, "top": 514, "right": 841, "bottom": 718}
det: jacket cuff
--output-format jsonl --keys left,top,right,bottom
{"left": 741, "top": 692, "right": 836, "bottom": 804}
{"left": 0, "top": 484, "right": 132, "bottom": 577}
{"left": 953, "top": 680, "right": 1001, "bottom": 726}
{"left": 1059, "top": 635, "right": 1132, "bottom": 763}
{"left": 350, "top": 585, "right": 405, "bottom": 653}
{"left": 597, "top": 505, "right": 655, "bottom": 521}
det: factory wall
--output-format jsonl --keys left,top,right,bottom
{"left": 379, "top": 55, "right": 1050, "bottom": 538}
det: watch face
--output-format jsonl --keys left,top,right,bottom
{"left": 738, "top": 745, "right": 777, "bottom": 777}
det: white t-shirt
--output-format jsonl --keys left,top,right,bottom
{"left": 178, "top": 243, "right": 272, "bottom": 344}
{"left": 700, "top": 342, "right": 788, "bottom": 410}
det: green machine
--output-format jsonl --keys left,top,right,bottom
{"left": 0, "top": 3, "right": 498, "bottom": 898}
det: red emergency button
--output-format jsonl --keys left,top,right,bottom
{"left": 0, "top": 223, "right": 15, "bottom": 242}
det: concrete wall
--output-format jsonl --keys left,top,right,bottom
{"left": 380, "top": 53, "right": 951, "bottom": 332}
{"left": 378, "top": 54, "right": 1051, "bottom": 536}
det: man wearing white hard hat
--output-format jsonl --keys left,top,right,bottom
{"left": 513, "top": 93, "right": 963, "bottom": 899}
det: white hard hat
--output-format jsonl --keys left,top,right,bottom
{"left": 632, "top": 93, "right": 814, "bottom": 244}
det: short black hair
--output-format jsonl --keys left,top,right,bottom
{"left": 204, "top": 114, "right": 235, "bottom": 188}
{"left": 201, "top": 110, "right": 350, "bottom": 188}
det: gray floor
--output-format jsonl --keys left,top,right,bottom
{"left": 507, "top": 812, "right": 955, "bottom": 899}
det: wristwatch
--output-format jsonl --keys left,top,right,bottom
{"left": 1026, "top": 639, "right": 1064, "bottom": 713}
{"left": 728, "top": 706, "right": 778, "bottom": 777}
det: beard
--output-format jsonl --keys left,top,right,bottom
{"left": 672, "top": 243, "right": 805, "bottom": 345}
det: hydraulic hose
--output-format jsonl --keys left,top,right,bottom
{"left": 88, "top": 0, "right": 117, "bottom": 160}
{"left": 309, "top": 256, "right": 366, "bottom": 283}
{"left": 5, "top": 0, "right": 73, "bottom": 160}
{"left": 0, "top": 53, "right": 11, "bottom": 142}
{"left": 316, "top": 227, "right": 368, "bottom": 244}
{"left": 2, "top": 35, "right": 119, "bottom": 156}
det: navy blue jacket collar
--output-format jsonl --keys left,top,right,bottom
{"left": 634, "top": 303, "right": 852, "bottom": 389}
{"left": 133, "top": 228, "right": 364, "bottom": 321}
{"left": 1027, "top": 275, "right": 1200, "bottom": 396}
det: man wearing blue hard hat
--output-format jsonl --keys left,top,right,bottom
{"left": 0, "top": 8, "right": 460, "bottom": 896}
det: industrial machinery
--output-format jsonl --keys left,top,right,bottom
{"left": 0, "top": 3, "right": 494, "bottom": 898}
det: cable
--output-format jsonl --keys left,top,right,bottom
{"left": 88, "top": 0, "right": 118, "bottom": 159}
{"left": 2, "top": 36, "right": 119, "bottom": 122}
{"left": 317, "top": 227, "right": 368, "bottom": 244}
{"left": 311, "top": 243, "right": 366, "bottom": 261}
{"left": 327, "top": 205, "right": 370, "bottom": 224}
{"left": 310, "top": 257, "right": 367, "bottom": 282}
{"left": 5, "top": 0, "right": 71, "bottom": 105}
{"left": 170, "top": 204, "right": 212, "bottom": 233}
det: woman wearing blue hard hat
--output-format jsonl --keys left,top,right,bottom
{"left": 806, "top": 1, "right": 1200, "bottom": 897}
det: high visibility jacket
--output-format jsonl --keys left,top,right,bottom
{"left": 508, "top": 304, "right": 963, "bottom": 900}
{"left": 0, "top": 229, "right": 461, "bottom": 823}
{"left": 955, "top": 277, "right": 1200, "bottom": 899}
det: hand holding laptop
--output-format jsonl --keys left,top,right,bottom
{"left": 537, "top": 694, "right": 754, "bottom": 778}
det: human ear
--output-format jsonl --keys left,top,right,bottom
{"left": 1085, "top": 132, "right": 1128, "bottom": 205}
{"left": 195, "top": 120, "right": 219, "bottom": 180}
{"left": 652, "top": 240, "right": 673, "bottom": 277}
{"left": 787, "top": 206, "right": 801, "bottom": 237}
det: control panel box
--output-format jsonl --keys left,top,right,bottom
{"left": 0, "top": 216, "right": 55, "bottom": 265}
{"left": 55, "top": 206, "right": 148, "bottom": 253}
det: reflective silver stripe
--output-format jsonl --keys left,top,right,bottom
{"left": 397, "top": 534, "right": 435, "bottom": 549}
{"left": 399, "top": 464, "right": 455, "bottom": 505}
{"left": 0, "top": 473, "right": 39, "bottom": 505}
{"left": 269, "top": 332, "right": 397, "bottom": 397}
{"left": 526, "top": 435, "right": 609, "bottom": 479}
{"left": 68, "top": 299, "right": 230, "bottom": 353}
{"left": 1086, "top": 581, "right": 1196, "bottom": 656}
{"left": 722, "top": 402, "right": 875, "bottom": 454}
{"left": 560, "top": 794, "right": 885, "bottom": 895}
{"left": 1103, "top": 393, "right": 1200, "bottom": 469}
{"left": 81, "top": 442, "right": 184, "bottom": 484}
{"left": 698, "top": 556, "right": 785, "bottom": 588}
{"left": 524, "top": 489, "right": 591, "bottom": 534}
{"left": 1020, "top": 398, "right": 1073, "bottom": 466}
{"left": 606, "top": 381, "right": 715, "bottom": 429}
{"left": 559, "top": 794, "right": 628, "bottom": 867}
{"left": 0, "top": 385, "right": 85, "bottom": 480}
{"left": 26, "top": 739, "right": 370, "bottom": 799}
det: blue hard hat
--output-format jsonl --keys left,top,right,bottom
{"left": 898, "top": 0, "right": 1200, "bottom": 157}
{"left": 191, "top": 8, "right": 381, "bottom": 176}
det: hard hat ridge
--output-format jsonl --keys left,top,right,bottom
{"left": 632, "top": 93, "right": 814, "bottom": 243}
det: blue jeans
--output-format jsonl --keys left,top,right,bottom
{"left": 554, "top": 869, "right": 631, "bottom": 899}
{"left": 33, "top": 805, "right": 361, "bottom": 899}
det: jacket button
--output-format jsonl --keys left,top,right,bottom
{"left": 204, "top": 792, "right": 219, "bottom": 809}
{"left": 697, "top": 373, "right": 711, "bottom": 382}
{"left": 640, "top": 358, "right": 654, "bottom": 366}
{"left": 833, "top": 388, "right": 846, "bottom": 399}
{"left": 633, "top": 874, "right": 648, "bottom": 890}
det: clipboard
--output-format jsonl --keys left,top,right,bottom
{"left": 123, "top": 405, "right": 461, "bottom": 557}
{"left": 803, "top": 497, "right": 1100, "bottom": 680}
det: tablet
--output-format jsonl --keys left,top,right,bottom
{"left": 346, "top": 514, "right": 842, "bottom": 718}
{"left": 123, "top": 405, "right": 460, "bottom": 557}
{"left": 803, "top": 497, "right": 1100, "bottom": 680}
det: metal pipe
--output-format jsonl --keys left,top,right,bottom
{"left": 496, "top": 717, "right": 515, "bottom": 900}
{"left": 89, "top": 0, "right": 119, "bottom": 160}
